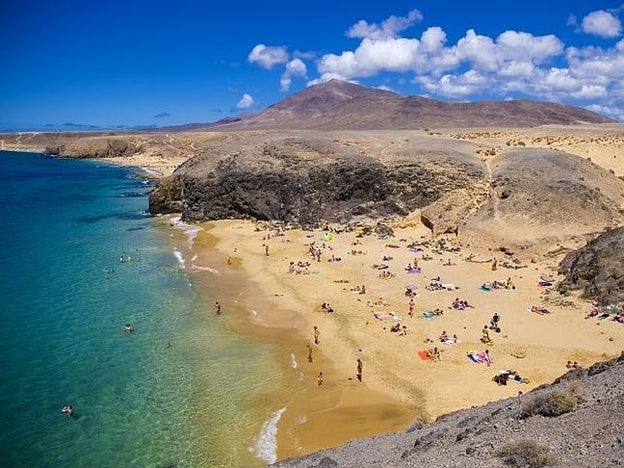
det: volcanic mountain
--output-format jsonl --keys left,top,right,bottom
{"left": 217, "top": 79, "right": 614, "bottom": 130}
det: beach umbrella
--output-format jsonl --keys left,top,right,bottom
{"left": 406, "top": 283, "right": 417, "bottom": 291}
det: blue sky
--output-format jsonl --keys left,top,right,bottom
{"left": 2, "top": 1, "right": 624, "bottom": 129}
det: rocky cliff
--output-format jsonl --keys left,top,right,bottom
{"left": 148, "top": 132, "right": 487, "bottom": 230}
{"left": 149, "top": 131, "right": 624, "bottom": 239}
{"left": 558, "top": 226, "right": 624, "bottom": 305}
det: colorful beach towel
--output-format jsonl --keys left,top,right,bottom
{"left": 374, "top": 311, "right": 401, "bottom": 321}
{"left": 418, "top": 350, "right": 431, "bottom": 361}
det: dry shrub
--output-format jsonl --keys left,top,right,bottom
{"left": 519, "top": 388, "right": 579, "bottom": 419}
{"left": 497, "top": 439, "right": 558, "bottom": 467}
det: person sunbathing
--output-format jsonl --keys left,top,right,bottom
{"left": 429, "top": 347, "right": 441, "bottom": 361}
{"left": 439, "top": 330, "right": 448, "bottom": 342}
{"left": 373, "top": 297, "right": 389, "bottom": 306}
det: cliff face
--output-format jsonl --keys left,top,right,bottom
{"left": 148, "top": 134, "right": 487, "bottom": 229}
{"left": 149, "top": 131, "right": 624, "bottom": 239}
{"left": 558, "top": 226, "right": 624, "bottom": 305}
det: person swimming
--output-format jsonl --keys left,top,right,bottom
{"left": 61, "top": 405, "right": 73, "bottom": 415}
{"left": 125, "top": 323, "right": 133, "bottom": 332}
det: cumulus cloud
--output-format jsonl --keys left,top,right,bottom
{"left": 280, "top": 58, "right": 307, "bottom": 91}
{"left": 346, "top": 9, "right": 423, "bottom": 40}
{"left": 581, "top": 10, "right": 622, "bottom": 38}
{"left": 248, "top": 44, "right": 289, "bottom": 69}
{"left": 237, "top": 93, "right": 254, "bottom": 109}
{"left": 316, "top": 27, "right": 563, "bottom": 85}
{"left": 251, "top": 9, "right": 624, "bottom": 120}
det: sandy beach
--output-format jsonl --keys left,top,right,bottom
{"left": 186, "top": 218, "right": 624, "bottom": 461}
{"left": 8, "top": 124, "right": 619, "bottom": 460}
{"left": 97, "top": 123, "right": 623, "bottom": 461}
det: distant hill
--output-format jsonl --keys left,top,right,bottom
{"left": 213, "top": 79, "right": 614, "bottom": 130}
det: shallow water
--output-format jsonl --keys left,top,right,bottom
{"left": 0, "top": 151, "right": 283, "bottom": 467}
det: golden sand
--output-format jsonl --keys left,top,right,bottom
{"left": 188, "top": 219, "right": 624, "bottom": 461}
{"left": 98, "top": 123, "right": 623, "bottom": 459}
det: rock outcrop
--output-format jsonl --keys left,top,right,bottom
{"left": 149, "top": 133, "right": 486, "bottom": 229}
{"left": 558, "top": 227, "right": 624, "bottom": 305}
{"left": 462, "top": 148, "right": 624, "bottom": 245}
{"left": 149, "top": 132, "right": 624, "bottom": 239}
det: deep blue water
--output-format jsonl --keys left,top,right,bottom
{"left": 0, "top": 151, "right": 279, "bottom": 467}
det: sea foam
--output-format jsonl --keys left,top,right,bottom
{"left": 251, "top": 407, "right": 286, "bottom": 465}
{"left": 173, "top": 249, "right": 185, "bottom": 266}
{"left": 191, "top": 264, "right": 220, "bottom": 275}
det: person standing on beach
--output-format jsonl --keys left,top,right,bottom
{"left": 356, "top": 358, "right": 363, "bottom": 382}
{"left": 265, "top": 244, "right": 270, "bottom": 256}
{"left": 215, "top": 301, "right": 221, "bottom": 315}
{"left": 317, "top": 372, "right": 323, "bottom": 386}
{"left": 313, "top": 326, "right": 320, "bottom": 345}
{"left": 307, "top": 344, "right": 313, "bottom": 362}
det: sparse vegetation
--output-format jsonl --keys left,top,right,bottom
{"left": 518, "top": 387, "right": 581, "bottom": 418}
{"left": 496, "top": 439, "right": 558, "bottom": 467}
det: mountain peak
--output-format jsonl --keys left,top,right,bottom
{"left": 218, "top": 80, "right": 615, "bottom": 131}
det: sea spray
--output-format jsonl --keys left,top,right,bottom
{"left": 251, "top": 407, "right": 287, "bottom": 465}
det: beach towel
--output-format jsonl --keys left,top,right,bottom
{"left": 406, "top": 268, "right": 422, "bottom": 274}
{"left": 480, "top": 284, "right": 492, "bottom": 292}
{"left": 422, "top": 311, "right": 435, "bottom": 319}
{"left": 441, "top": 283, "right": 458, "bottom": 290}
{"left": 467, "top": 353, "right": 479, "bottom": 363}
{"left": 418, "top": 350, "right": 431, "bottom": 361}
{"left": 374, "top": 311, "right": 401, "bottom": 321}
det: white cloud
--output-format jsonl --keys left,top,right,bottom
{"left": 280, "top": 58, "right": 308, "bottom": 91}
{"left": 346, "top": 9, "right": 423, "bottom": 40}
{"left": 248, "top": 44, "right": 289, "bottom": 69}
{"left": 252, "top": 9, "right": 624, "bottom": 120}
{"left": 416, "top": 70, "right": 490, "bottom": 97}
{"left": 581, "top": 10, "right": 622, "bottom": 38}
{"left": 237, "top": 93, "right": 254, "bottom": 109}
{"left": 572, "top": 84, "right": 608, "bottom": 99}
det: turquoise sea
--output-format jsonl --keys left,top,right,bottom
{"left": 0, "top": 150, "right": 285, "bottom": 467}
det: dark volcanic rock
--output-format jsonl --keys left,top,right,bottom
{"left": 149, "top": 135, "right": 486, "bottom": 228}
{"left": 558, "top": 227, "right": 624, "bottom": 305}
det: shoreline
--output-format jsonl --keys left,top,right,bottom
{"left": 5, "top": 136, "right": 622, "bottom": 461}
{"left": 196, "top": 219, "right": 624, "bottom": 462}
